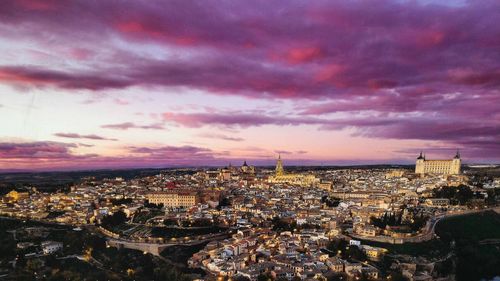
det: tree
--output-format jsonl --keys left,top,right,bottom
{"left": 433, "top": 185, "right": 474, "bottom": 205}
{"left": 322, "top": 196, "right": 341, "bottom": 207}
{"left": 144, "top": 201, "right": 163, "bottom": 209}
{"left": 486, "top": 189, "right": 498, "bottom": 205}
{"left": 101, "top": 210, "right": 127, "bottom": 228}
{"left": 26, "top": 258, "right": 43, "bottom": 272}
{"left": 327, "top": 238, "right": 348, "bottom": 255}
{"left": 257, "top": 272, "right": 274, "bottom": 281}
{"left": 218, "top": 197, "right": 231, "bottom": 209}
{"left": 164, "top": 218, "right": 178, "bottom": 226}
{"left": 272, "top": 217, "right": 296, "bottom": 232}
{"left": 389, "top": 271, "right": 409, "bottom": 281}
{"left": 327, "top": 273, "right": 348, "bottom": 281}
{"left": 345, "top": 245, "right": 367, "bottom": 261}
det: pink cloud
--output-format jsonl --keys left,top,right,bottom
{"left": 0, "top": 141, "right": 88, "bottom": 159}
{"left": 0, "top": 141, "right": 233, "bottom": 171}
{"left": 54, "top": 132, "right": 117, "bottom": 141}
{"left": 163, "top": 111, "right": 328, "bottom": 128}
{"left": 197, "top": 133, "right": 244, "bottom": 142}
{"left": 0, "top": 0, "right": 499, "bottom": 165}
{"left": 113, "top": 98, "right": 129, "bottom": 105}
{"left": 101, "top": 122, "right": 165, "bottom": 130}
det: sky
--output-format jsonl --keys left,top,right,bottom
{"left": 0, "top": 0, "right": 499, "bottom": 171}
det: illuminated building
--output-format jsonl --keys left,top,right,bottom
{"left": 147, "top": 190, "right": 198, "bottom": 208}
{"left": 275, "top": 154, "right": 284, "bottom": 176}
{"left": 240, "top": 160, "right": 255, "bottom": 174}
{"left": 268, "top": 155, "right": 318, "bottom": 186}
{"left": 415, "top": 151, "right": 461, "bottom": 175}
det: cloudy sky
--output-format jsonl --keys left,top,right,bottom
{"left": 0, "top": 0, "right": 499, "bottom": 171}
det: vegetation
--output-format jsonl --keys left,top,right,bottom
{"left": 371, "top": 212, "right": 428, "bottom": 232}
{"left": 321, "top": 195, "right": 341, "bottom": 207}
{"left": 271, "top": 217, "right": 320, "bottom": 232}
{"left": 132, "top": 208, "right": 163, "bottom": 223}
{"left": 150, "top": 225, "right": 225, "bottom": 238}
{"left": 326, "top": 238, "right": 367, "bottom": 262}
{"left": 46, "top": 210, "right": 66, "bottom": 219}
{"left": 361, "top": 238, "right": 449, "bottom": 258}
{"left": 218, "top": 197, "right": 231, "bottom": 209}
{"left": 486, "top": 188, "right": 500, "bottom": 206}
{"left": 435, "top": 210, "right": 500, "bottom": 281}
{"left": 431, "top": 185, "right": 477, "bottom": 205}
{"left": 435, "top": 210, "right": 500, "bottom": 242}
{"left": 110, "top": 198, "right": 133, "bottom": 205}
{"left": 101, "top": 210, "right": 127, "bottom": 228}
{"left": 0, "top": 168, "right": 196, "bottom": 194}
{"left": 160, "top": 243, "right": 209, "bottom": 276}
{"left": 361, "top": 211, "right": 500, "bottom": 281}
{"left": 0, "top": 218, "right": 191, "bottom": 281}
{"left": 144, "top": 201, "right": 163, "bottom": 209}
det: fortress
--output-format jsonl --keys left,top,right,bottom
{"left": 415, "top": 151, "right": 461, "bottom": 175}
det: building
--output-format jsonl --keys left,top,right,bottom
{"left": 240, "top": 160, "right": 256, "bottom": 174}
{"left": 354, "top": 224, "right": 378, "bottom": 237}
{"left": 41, "top": 241, "right": 63, "bottom": 255}
{"left": 275, "top": 155, "right": 284, "bottom": 176}
{"left": 385, "top": 170, "right": 405, "bottom": 179}
{"left": 3, "top": 190, "right": 29, "bottom": 202}
{"left": 423, "top": 198, "right": 450, "bottom": 207}
{"left": 147, "top": 190, "right": 198, "bottom": 208}
{"left": 415, "top": 151, "right": 461, "bottom": 175}
{"left": 268, "top": 155, "right": 319, "bottom": 187}
{"left": 360, "top": 245, "right": 388, "bottom": 261}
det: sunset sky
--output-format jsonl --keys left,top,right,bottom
{"left": 0, "top": 0, "right": 499, "bottom": 171}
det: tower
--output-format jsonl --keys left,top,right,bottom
{"left": 275, "top": 154, "right": 284, "bottom": 176}
{"left": 241, "top": 160, "right": 249, "bottom": 173}
{"left": 415, "top": 151, "right": 425, "bottom": 174}
{"left": 451, "top": 150, "right": 461, "bottom": 174}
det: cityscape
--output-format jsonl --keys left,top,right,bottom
{"left": 0, "top": 1, "right": 500, "bottom": 281}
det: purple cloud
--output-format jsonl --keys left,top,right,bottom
{"left": 197, "top": 133, "right": 244, "bottom": 142}
{"left": 162, "top": 109, "right": 500, "bottom": 159}
{"left": 275, "top": 150, "right": 292, "bottom": 155}
{"left": 0, "top": 141, "right": 94, "bottom": 159}
{"left": 101, "top": 122, "right": 165, "bottom": 130}
{"left": 0, "top": 141, "right": 232, "bottom": 171}
{"left": 0, "top": 0, "right": 499, "bottom": 164}
{"left": 0, "top": 66, "right": 131, "bottom": 91}
{"left": 163, "top": 111, "right": 328, "bottom": 128}
{"left": 54, "top": 132, "right": 117, "bottom": 141}
{"left": 0, "top": 0, "right": 498, "bottom": 99}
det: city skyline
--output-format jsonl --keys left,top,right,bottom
{"left": 1, "top": 0, "right": 500, "bottom": 171}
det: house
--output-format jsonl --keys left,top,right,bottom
{"left": 41, "top": 241, "right": 63, "bottom": 255}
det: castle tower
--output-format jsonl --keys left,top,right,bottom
{"left": 451, "top": 150, "right": 461, "bottom": 174}
{"left": 275, "top": 154, "right": 284, "bottom": 176}
{"left": 415, "top": 151, "right": 425, "bottom": 174}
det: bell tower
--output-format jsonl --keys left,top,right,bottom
{"left": 275, "top": 154, "right": 284, "bottom": 176}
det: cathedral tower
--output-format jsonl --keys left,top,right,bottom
{"left": 275, "top": 154, "right": 284, "bottom": 176}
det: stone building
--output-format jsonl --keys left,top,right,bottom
{"left": 415, "top": 151, "right": 461, "bottom": 175}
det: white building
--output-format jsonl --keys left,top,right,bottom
{"left": 41, "top": 241, "right": 63, "bottom": 255}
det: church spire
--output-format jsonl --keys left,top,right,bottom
{"left": 454, "top": 149, "right": 460, "bottom": 159}
{"left": 275, "top": 154, "right": 284, "bottom": 176}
